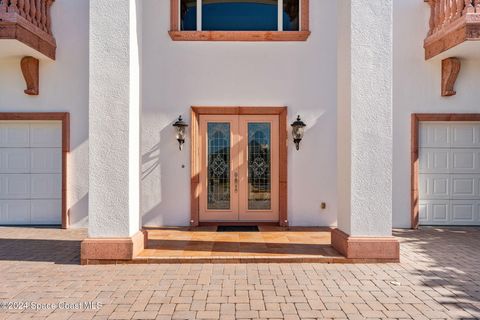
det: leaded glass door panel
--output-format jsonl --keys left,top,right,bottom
{"left": 198, "top": 114, "right": 279, "bottom": 222}
{"left": 199, "top": 115, "right": 239, "bottom": 221}
{"left": 238, "top": 116, "right": 279, "bottom": 221}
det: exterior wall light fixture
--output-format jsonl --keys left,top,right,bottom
{"left": 290, "top": 115, "right": 306, "bottom": 151}
{"left": 173, "top": 115, "right": 188, "bottom": 151}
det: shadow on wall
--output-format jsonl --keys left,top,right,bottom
{"left": 141, "top": 116, "right": 190, "bottom": 226}
{"left": 142, "top": 142, "right": 161, "bottom": 181}
{"left": 394, "top": 227, "right": 480, "bottom": 317}
{"left": 287, "top": 111, "right": 338, "bottom": 226}
{"left": 67, "top": 139, "right": 89, "bottom": 228}
{"left": 68, "top": 193, "right": 88, "bottom": 227}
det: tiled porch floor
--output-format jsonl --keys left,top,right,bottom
{"left": 137, "top": 226, "right": 347, "bottom": 263}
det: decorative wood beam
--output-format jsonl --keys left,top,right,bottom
{"left": 441, "top": 57, "right": 461, "bottom": 97}
{"left": 21, "top": 56, "right": 39, "bottom": 96}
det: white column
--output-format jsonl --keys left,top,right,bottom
{"left": 88, "top": 0, "right": 141, "bottom": 239}
{"left": 335, "top": 0, "right": 398, "bottom": 259}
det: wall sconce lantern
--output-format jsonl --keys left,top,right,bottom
{"left": 173, "top": 115, "right": 188, "bottom": 151}
{"left": 290, "top": 115, "right": 306, "bottom": 151}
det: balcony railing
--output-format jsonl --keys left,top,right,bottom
{"left": 0, "top": 0, "right": 56, "bottom": 59}
{"left": 424, "top": 0, "right": 480, "bottom": 59}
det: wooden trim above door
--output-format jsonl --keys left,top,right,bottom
{"left": 0, "top": 112, "right": 70, "bottom": 229}
{"left": 411, "top": 113, "right": 480, "bottom": 229}
{"left": 191, "top": 106, "right": 288, "bottom": 227}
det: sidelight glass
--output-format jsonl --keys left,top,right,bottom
{"left": 207, "top": 123, "right": 231, "bottom": 210}
{"left": 283, "top": 0, "right": 299, "bottom": 31}
{"left": 181, "top": 0, "right": 197, "bottom": 30}
{"left": 248, "top": 123, "right": 271, "bottom": 210}
{"left": 202, "top": 0, "right": 278, "bottom": 31}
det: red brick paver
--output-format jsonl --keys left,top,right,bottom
{"left": 0, "top": 227, "right": 479, "bottom": 319}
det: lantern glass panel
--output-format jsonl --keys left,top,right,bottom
{"left": 176, "top": 127, "right": 186, "bottom": 140}
{"left": 292, "top": 126, "right": 304, "bottom": 140}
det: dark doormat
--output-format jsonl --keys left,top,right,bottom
{"left": 217, "top": 226, "right": 259, "bottom": 232}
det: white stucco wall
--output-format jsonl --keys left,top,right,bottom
{"left": 140, "top": 0, "right": 338, "bottom": 227}
{"left": 88, "top": 0, "right": 142, "bottom": 238}
{"left": 336, "top": 0, "right": 352, "bottom": 234}
{"left": 0, "top": 0, "right": 89, "bottom": 228}
{"left": 337, "top": 0, "right": 393, "bottom": 237}
{"left": 393, "top": 0, "right": 480, "bottom": 228}
{"left": 0, "top": 0, "right": 477, "bottom": 230}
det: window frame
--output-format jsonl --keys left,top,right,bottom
{"left": 169, "top": 0, "right": 310, "bottom": 41}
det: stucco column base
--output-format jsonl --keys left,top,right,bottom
{"left": 331, "top": 229, "right": 399, "bottom": 261}
{"left": 80, "top": 231, "right": 145, "bottom": 265}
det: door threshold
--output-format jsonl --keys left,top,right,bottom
{"left": 199, "top": 221, "right": 279, "bottom": 227}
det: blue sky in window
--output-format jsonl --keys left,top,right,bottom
{"left": 183, "top": 2, "right": 296, "bottom": 31}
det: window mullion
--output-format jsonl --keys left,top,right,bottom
{"left": 178, "top": 0, "right": 181, "bottom": 31}
{"left": 278, "top": 0, "right": 283, "bottom": 31}
{"left": 197, "top": 0, "right": 202, "bottom": 31}
{"left": 299, "top": 0, "right": 302, "bottom": 31}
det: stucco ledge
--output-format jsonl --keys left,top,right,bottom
{"left": 331, "top": 229, "right": 400, "bottom": 261}
{"left": 80, "top": 231, "right": 146, "bottom": 265}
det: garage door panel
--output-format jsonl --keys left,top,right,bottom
{"left": 0, "top": 149, "right": 30, "bottom": 173}
{"left": 451, "top": 123, "right": 480, "bottom": 148}
{"left": 31, "top": 148, "right": 62, "bottom": 173}
{"left": 419, "top": 200, "right": 450, "bottom": 224}
{"left": 30, "top": 123, "right": 62, "bottom": 148}
{"left": 420, "top": 123, "right": 451, "bottom": 148}
{"left": 31, "top": 174, "right": 61, "bottom": 199}
{"left": 0, "top": 121, "right": 62, "bottom": 225}
{"left": 432, "top": 202, "right": 449, "bottom": 222}
{"left": 451, "top": 200, "right": 479, "bottom": 224}
{"left": 419, "top": 148, "right": 450, "bottom": 173}
{"left": 0, "top": 174, "right": 30, "bottom": 199}
{"left": 451, "top": 149, "right": 480, "bottom": 173}
{"left": 31, "top": 200, "right": 61, "bottom": 224}
{"left": 419, "top": 121, "right": 480, "bottom": 226}
{"left": 0, "top": 124, "right": 30, "bottom": 148}
{"left": 451, "top": 175, "right": 479, "bottom": 199}
{"left": 419, "top": 174, "right": 450, "bottom": 199}
{"left": 0, "top": 200, "right": 30, "bottom": 224}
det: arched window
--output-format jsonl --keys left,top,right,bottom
{"left": 170, "top": 0, "right": 310, "bottom": 41}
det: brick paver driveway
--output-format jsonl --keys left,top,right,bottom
{"left": 0, "top": 227, "right": 479, "bottom": 320}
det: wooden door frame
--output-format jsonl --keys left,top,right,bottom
{"left": 0, "top": 112, "right": 70, "bottom": 228}
{"left": 191, "top": 106, "right": 288, "bottom": 227}
{"left": 411, "top": 113, "right": 480, "bottom": 229}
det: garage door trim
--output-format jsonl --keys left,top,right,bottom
{"left": 411, "top": 113, "right": 480, "bottom": 229}
{"left": 0, "top": 113, "right": 69, "bottom": 228}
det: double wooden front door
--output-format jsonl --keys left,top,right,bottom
{"left": 199, "top": 115, "right": 279, "bottom": 222}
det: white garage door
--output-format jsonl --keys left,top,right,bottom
{"left": 419, "top": 122, "right": 480, "bottom": 225}
{"left": 0, "top": 121, "right": 62, "bottom": 225}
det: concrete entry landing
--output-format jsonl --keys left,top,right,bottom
{"left": 135, "top": 226, "right": 346, "bottom": 264}
{"left": 81, "top": 227, "right": 400, "bottom": 264}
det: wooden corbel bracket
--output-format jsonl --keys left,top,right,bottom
{"left": 441, "top": 57, "right": 461, "bottom": 97}
{"left": 21, "top": 56, "right": 40, "bottom": 96}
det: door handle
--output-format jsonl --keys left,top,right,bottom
{"left": 234, "top": 172, "right": 238, "bottom": 192}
